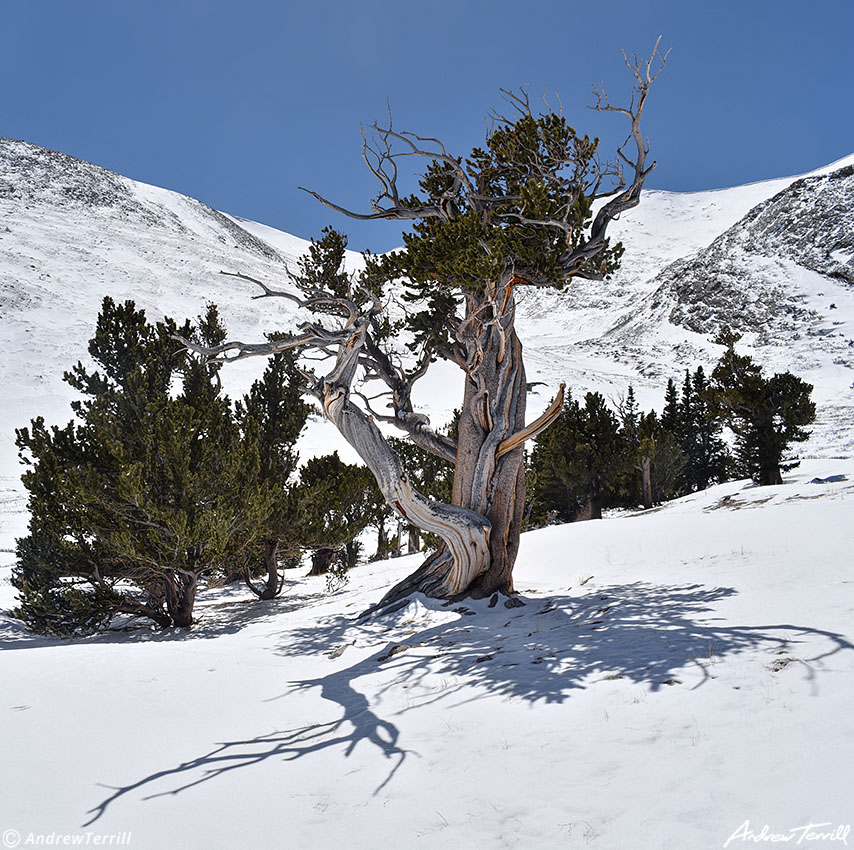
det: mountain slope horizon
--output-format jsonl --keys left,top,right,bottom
{"left": 2, "top": 136, "right": 852, "bottom": 493}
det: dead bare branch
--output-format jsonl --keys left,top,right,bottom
{"left": 555, "top": 36, "right": 668, "bottom": 277}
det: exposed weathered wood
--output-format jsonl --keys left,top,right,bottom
{"left": 497, "top": 383, "right": 565, "bottom": 459}
{"left": 178, "top": 44, "right": 665, "bottom": 612}
{"left": 316, "top": 320, "right": 492, "bottom": 597}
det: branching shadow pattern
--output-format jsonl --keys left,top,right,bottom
{"left": 86, "top": 581, "right": 854, "bottom": 825}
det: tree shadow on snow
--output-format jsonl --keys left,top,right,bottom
{"left": 278, "top": 581, "right": 853, "bottom": 704}
{"left": 85, "top": 580, "right": 853, "bottom": 825}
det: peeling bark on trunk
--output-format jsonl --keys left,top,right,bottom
{"left": 454, "top": 304, "right": 527, "bottom": 599}
{"left": 358, "top": 277, "right": 530, "bottom": 611}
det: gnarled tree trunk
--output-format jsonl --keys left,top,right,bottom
{"left": 451, "top": 283, "right": 527, "bottom": 598}
{"left": 361, "top": 277, "right": 539, "bottom": 611}
{"left": 258, "top": 538, "right": 281, "bottom": 599}
{"left": 163, "top": 570, "right": 198, "bottom": 628}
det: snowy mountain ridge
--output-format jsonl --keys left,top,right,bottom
{"left": 1, "top": 136, "right": 853, "bottom": 481}
{"left": 516, "top": 158, "right": 854, "bottom": 457}
{"left": 2, "top": 140, "right": 854, "bottom": 850}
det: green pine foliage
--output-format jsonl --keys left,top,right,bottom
{"left": 680, "top": 367, "right": 731, "bottom": 491}
{"left": 13, "top": 299, "right": 279, "bottom": 633}
{"left": 358, "top": 111, "right": 626, "bottom": 361}
{"left": 234, "top": 343, "right": 313, "bottom": 597}
{"left": 636, "top": 411, "right": 686, "bottom": 504}
{"left": 617, "top": 386, "right": 685, "bottom": 507}
{"left": 661, "top": 378, "right": 680, "bottom": 433}
{"left": 707, "top": 329, "right": 815, "bottom": 486}
{"left": 528, "top": 390, "right": 630, "bottom": 524}
{"left": 296, "top": 452, "right": 377, "bottom": 586}
{"left": 525, "top": 338, "right": 815, "bottom": 526}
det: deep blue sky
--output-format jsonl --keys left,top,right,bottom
{"left": 4, "top": 0, "right": 852, "bottom": 252}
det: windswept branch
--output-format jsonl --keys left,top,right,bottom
{"left": 555, "top": 36, "right": 669, "bottom": 279}
{"left": 298, "top": 187, "right": 446, "bottom": 222}
{"left": 301, "top": 119, "right": 475, "bottom": 223}
{"left": 173, "top": 325, "right": 347, "bottom": 365}
{"left": 220, "top": 271, "right": 363, "bottom": 323}
{"left": 497, "top": 383, "right": 565, "bottom": 458}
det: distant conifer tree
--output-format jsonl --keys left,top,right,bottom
{"left": 235, "top": 345, "right": 312, "bottom": 599}
{"left": 529, "top": 390, "right": 629, "bottom": 523}
{"left": 636, "top": 410, "right": 686, "bottom": 506}
{"left": 296, "top": 453, "right": 376, "bottom": 582}
{"left": 707, "top": 329, "right": 815, "bottom": 486}
{"left": 683, "top": 366, "right": 730, "bottom": 490}
{"left": 661, "top": 378, "right": 680, "bottom": 433}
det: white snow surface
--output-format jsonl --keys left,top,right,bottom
{"left": 1, "top": 460, "right": 853, "bottom": 849}
{"left": 2, "top": 140, "right": 854, "bottom": 848}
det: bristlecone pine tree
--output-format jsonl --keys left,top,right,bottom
{"left": 13, "top": 299, "right": 277, "bottom": 633}
{"left": 707, "top": 329, "right": 815, "bottom": 486}
{"left": 179, "top": 43, "right": 668, "bottom": 614}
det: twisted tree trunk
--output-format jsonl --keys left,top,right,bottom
{"left": 452, "top": 283, "right": 527, "bottom": 598}
{"left": 163, "top": 570, "right": 198, "bottom": 628}
{"left": 183, "top": 43, "right": 666, "bottom": 615}
{"left": 179, "top": 277, "right": 561, "bottom": 615}
{"left": 359, "top": 276, "right": 537, "bottom": 611}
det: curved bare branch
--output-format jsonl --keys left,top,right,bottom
{"left": 496, "top": 383, "right": 565, "bottom": 458}
{"left": 555, "top": 36, "right": 668, "bottom": 276}
{"left": 220, "top": 271, "right": 362, "bottom": 322}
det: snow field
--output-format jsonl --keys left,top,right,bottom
{"left": 1, "top": 460, "right": 852, "bottom": 849}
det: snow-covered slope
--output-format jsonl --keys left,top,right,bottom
{"left": 0, "top": 138, "right": 313, "bottom": 478}
{"left": 516, "top": 158, "right": 854, "bottom": 459}
{"left": 594, "top": 161, "right": 854, "bottom": 456}
{"left": 1, "top": 459, "right": 852, "bottom": 850}
{"left": 3, "top": 136, "right": 853, "bottom": 555}
{"left": 2, "top": 141, "right": 853, "bottom": 850}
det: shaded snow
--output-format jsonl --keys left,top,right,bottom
{"left": 1, "top": 461, "right": 853, "bottom": 849}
